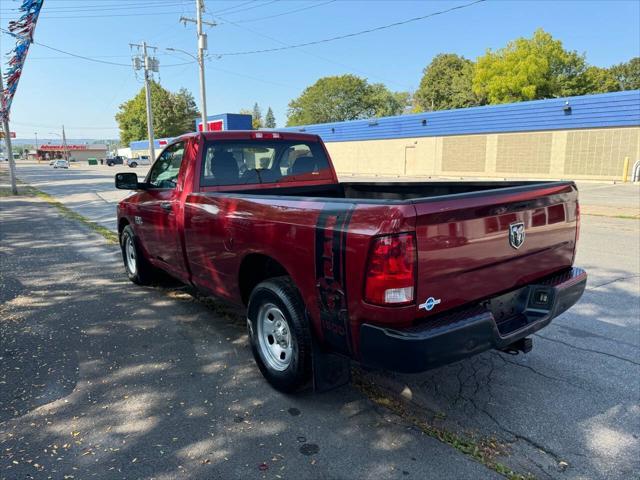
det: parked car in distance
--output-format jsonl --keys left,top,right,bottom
{"left": 115, "top": 131, "right": 586, "bottom": 392}
{"left": 106, "top": 156, "right": 125, "bottom": 167}
{"left": 53, "top": 159, "right": 69, "bottom": 169}
{"left": 127, "top": 155, "right": 150, "bottom": 168}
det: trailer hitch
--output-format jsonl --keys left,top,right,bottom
{"left": 500, "top": 337, "right": 533, "bottom": 355}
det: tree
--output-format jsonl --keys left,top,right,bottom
{"left": 414, "top": 54, "right": 481, "bottom": 111}
{"left": 264, "top": 107, "right": 276, "bottom": 128}
{"left": 368, "top": 84, "right": 411, "bottom": 117}
{"left": 240, "top": 103, "right": 263, "bottom": 129}
{"left": 252, "top": 102, "right": 263, "bottom": 129}
{"left": 473, "top": 29, "right": 590, "bottom": 104}
{"left": 286, "top": 74, "right": 408, "bottom": 126}
{"left": 582, "top": 66, "right": 620, "bottom": 94}
{"left": 115, "top": 81, "right": 198, "bottom": 144}
{"left": 610, "top": 57, "right": 640, "bottom": 90}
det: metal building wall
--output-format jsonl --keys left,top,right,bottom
{"left": 284, "top": 90, "right": 640, "bottom": 181}
{"left": 324, "top": 127, "right": 639, "bottom": 180}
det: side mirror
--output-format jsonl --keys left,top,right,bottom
{"left": 115, "top": 172, "right": 142, "bottom": 190}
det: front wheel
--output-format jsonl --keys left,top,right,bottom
{"left": 247, "top": 277, "right": 312, "bottom": 392}
{"left": 130, "top": 162, "right": 137, "bottom": 168}
{"left": 120, "top": 225, "right": 155, "bottom": 285}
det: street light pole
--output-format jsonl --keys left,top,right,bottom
{"left": 131, "top": 41, "right": 159, "bottom": 161}
{"left": 34, "top": 132, "right": 39, "bottom": 162}
{"left": 61, "top": 124, "right": 69, "bottom": 161}
{"left": 196, "top": 0, "right": 208, "bottom": 132}
{"left": 142, "top": 42, "right": 156, "bottom": 162}
{"left": 180, "top": 2, "right": 215, "bottom": 132}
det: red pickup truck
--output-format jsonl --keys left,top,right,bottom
{"left": 115, "top": 131, "right": 587, "bottom": 392}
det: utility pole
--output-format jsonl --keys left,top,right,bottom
{"left": 130, "top": 41, "right": 159, "bottom": 160}
{"left": 180, "top": 0, "right": 216, "bottom": 132}
{"left": 61, "top": 125, "right": 69, "bottom": 161}
{"left": 0, "top": 68, "right": 18, "bottom": 195}
{"left": 34, "top": 132, "right": 39, "bottom": 162}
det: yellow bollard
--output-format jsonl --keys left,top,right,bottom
{"left": 622, "top": 157, "right": 630, "bottom": 182}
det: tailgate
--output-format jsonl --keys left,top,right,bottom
{"left": 413, "top": 182, "right": 578, "bottom": 316}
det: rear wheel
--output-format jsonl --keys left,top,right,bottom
{"left": 130, "top": 162, "right": 137, "bottom": 168}
{"left": 120, "top": 225, "right": 155, "bottom": 285}
{"left": 247, "top": 277, "right": 312, "bottom": 392}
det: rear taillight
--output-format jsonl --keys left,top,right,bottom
{"left": 364, "top": 233, "right": 417, "bottom": 306}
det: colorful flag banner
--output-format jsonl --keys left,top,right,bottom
{"left": 1, "top": 0, "right": 44, "bottom": 120}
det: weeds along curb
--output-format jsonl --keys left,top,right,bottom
{"left": 351, "top": 370, "right": 535, "bottom": 480}
{"left": 0, "top": 175, "right": 119, "bottom": 245}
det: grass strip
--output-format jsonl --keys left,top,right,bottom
{"left": 0, "top": 173, "right": 119, "bottom": 245}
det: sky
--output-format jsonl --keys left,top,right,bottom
{"left": 1, "top": 0, "right": 639, "bottom": 141}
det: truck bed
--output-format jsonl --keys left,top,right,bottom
{"left": 188, "top": 179, "right": 578, "bottom": 328}
{"left": 221, "top": 180, "right": 565, "bottom": 202}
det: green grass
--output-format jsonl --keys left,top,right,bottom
{"left": 31, "top": 189, "right": 119, "bottom": 244}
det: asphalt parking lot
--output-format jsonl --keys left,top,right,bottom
{"left": 1, "top": 162, "right": 639, "bottom": 479}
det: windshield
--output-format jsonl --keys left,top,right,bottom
{"left": 201, "top": 139, "right": 332, "bottom": 187}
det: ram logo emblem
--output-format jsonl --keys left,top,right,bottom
{"left": 509, "top": 222, "right": 526, "bottom": 249}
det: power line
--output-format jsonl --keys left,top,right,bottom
{"left": 215, "top": 14, "right": 412, "bottom": 90}
{"left": 0, "top": 28, "right": 195, "bottom": 68}
{"left": 37, "top": 10, "right": 192, "bottom": 19}
{"left": 209, "top": 0, "right": 259, "bottom": 15}
{"left": 0, "top": 1, "right": 189, "bottom": 12}
{"left": 212, "top": 0, "right": 486, "bottom": 56}
{"left": 212, "top": 0, "right": 280, "bottom": 16}
{"left": 227, "top": 0, "right": 337, "bottom": 24}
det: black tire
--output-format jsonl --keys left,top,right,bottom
{"left": 130, "top": 162, "right": 137, "bottom": 168}
{"left": 247, "top": 276, "right": 312, "bottom": 392}
{"left": 120, "top": 225, "right": 155, "bottom": 285}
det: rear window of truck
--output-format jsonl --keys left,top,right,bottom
{"left": 201, "top": 140, "right": 333, "bottom": 187}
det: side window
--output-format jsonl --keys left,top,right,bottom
{"left": 148, "top": 142, "right": 185, "bottom": 188}
{"left": 279, "top": 143, "right": 330, "bottom": 180}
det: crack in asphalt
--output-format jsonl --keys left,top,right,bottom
{"left": 534, "top": 334, "right": 640, "bottom": 366}
{"left": 468, "top": 398, "right": 559, "bottom": 480}
{"left": 493, "top": 352, "right": 590, "bottom": 392}
{"left": 588, "top": 274, "right": 640, "bottom": 290}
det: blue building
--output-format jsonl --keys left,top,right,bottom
{"left": 282, "top": 90, "right": 640, "bottom": 181}
{"left": 195, "top": 113, "right": 252, "bottom": 132}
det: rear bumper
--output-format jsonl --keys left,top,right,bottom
{"left": 359, "top": 267, "right": 587, "bottom": 373}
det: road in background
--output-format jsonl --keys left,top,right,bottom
{"left": 13, "top": 161, "right": 151, "bottom": 230}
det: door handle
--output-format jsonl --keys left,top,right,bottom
{"left": 160, "top": 202, "right": 172, "bottom": 212}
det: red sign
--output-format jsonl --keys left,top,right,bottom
{"left": 39, "top": 144, "right": 96, "bottom": 151}
{"left": 198, "top": 119, "right": 224, "bottom": 132}
{"left": 0, "top": 131, "right": 16, "bottom": 138}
